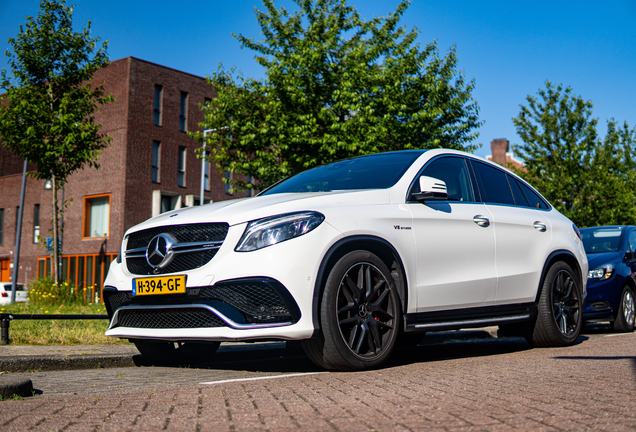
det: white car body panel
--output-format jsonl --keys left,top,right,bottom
{"left": 487, "top": 204, "right": 554, "bottom": 304}
{"left": 409, "top": 201, "right": 497, "bottom": 312}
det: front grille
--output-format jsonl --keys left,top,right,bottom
{"left": 127, "top": 223, "right": 229, "bottom": 249}
{"left": 199, "top": 280, "right": 296, "bottom": 324}
{"left": 115, "top": 308, "right": 225, "bottom": 329}
{"left": 126, "top": 251, "right": 219, "bottom": 275}
{"left": 125, "top": 223, "right": 229, "bottom": 275}
{"left": 103, "top": 290, "right": 133, "bottom": 317}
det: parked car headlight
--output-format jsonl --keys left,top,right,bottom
{"left": 235, "top": 211, "right": 325, "bottom": 252}
{"left": 588, "top": 264, "right": 614, "bottom": 281}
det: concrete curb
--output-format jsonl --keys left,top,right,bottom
{"left": 0, "top": 353, "right": 136, "bottom": 373}
{"left": 0, "top": 342, "right": 293, "bottom": 373}
{"left": 0, "top": 375, "right": 34, "bottom": 399}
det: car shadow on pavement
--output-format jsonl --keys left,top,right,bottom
{"left": 129, "top": 330, "right": 594, "bottom": 373}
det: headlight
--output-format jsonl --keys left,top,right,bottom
{"left": 587, "top": 264, "right": 614, "bottom": 281}
{"left": 235, "top": 211, "right": 325, "bottom": 252}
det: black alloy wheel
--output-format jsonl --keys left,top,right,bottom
{"left": 301, "top": 250, "right": 401, "bottom": 371}
{"left": 527, "top": 261, "right": 583, "bottom": 347}
{"left": 551, "top": 269, "right": 581, "bottom": 337}
{"left": 335, "top": 261, "right": 397, "bottom": 359}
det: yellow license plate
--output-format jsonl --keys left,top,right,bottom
{"left": 133, "top": 275, "right": 186, "bottom": 296}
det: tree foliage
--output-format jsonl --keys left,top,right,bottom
{"left": 0, "top": 0, "right": 113, "bottom": 282}
{"left": 195, "top": 0, "right": 481, "bottom": 191}
{"left": 513, "top": 81, "right": 636, "bottom": 228}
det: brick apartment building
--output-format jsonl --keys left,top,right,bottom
{"left": 0, "top": 57, "right": 248, "bottom": 301}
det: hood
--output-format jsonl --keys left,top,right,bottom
{"left": 126, "top": 189, "right": 391, "bottom": 235}
{"left": 586, "top": 251, "right": 621, "bottom": 269}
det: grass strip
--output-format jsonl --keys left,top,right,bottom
{"left": 1, "top": 303, "right": 128, "bottom": 346}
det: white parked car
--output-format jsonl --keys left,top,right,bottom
{"left": 1, "top": 283, "right": 28, "bottom": 305}
{"left": 103, "top": 149, "right": 588, "bottom": 371}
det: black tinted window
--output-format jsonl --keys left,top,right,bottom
{"left": 517, "top": 180, "right": 549, "bottom": 209}
{"left": 472, "top": 161, "right": 515, "bottom": 205}
{"left": 260, "top": 151, "right": 425, "bottom": 195}
{"left": 413, "top": 157, "right": 475, "bottom": 202}
{"left": 507, "top": 174, "right": 529, "bottom": 206}
{"left": 628, "top": 230, "right": 636, "bottom": 253}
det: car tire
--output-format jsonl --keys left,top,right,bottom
{"left": 612, "top": 285, "right": 635, "bottom": 332}
{"left": 527, "top": 261, "right": 583, "bottom": 347}
{"left": 133, "top": 340, "right": 220, "bottom": 366}
{"left": 301, "top": 250, "right": 401, "bottom": 371}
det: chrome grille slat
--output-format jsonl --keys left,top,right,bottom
{"left": 125, "top": 223, "right": 229, "bottom": 275}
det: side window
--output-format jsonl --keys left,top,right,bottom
{"left": 472, "top": 161, "right": 515, "bottom": 205}
{"left": 507, "top": 174, "right": 529, "bottom": 207}
{"left": 411, "top": 156, "right": 475, "bottom": 202}
{"left": 628, "top": 231, "right": 636, "bottom": 253}
{"left": 516, "top": 179, "right": 549, "bottom": 210}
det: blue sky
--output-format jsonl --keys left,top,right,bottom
{"left": 1, "top": 0, "right": 635, "bottom": 159}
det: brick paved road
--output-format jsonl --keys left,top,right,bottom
{"left": 1, "top": 327, "right": 635, "bottom": 431}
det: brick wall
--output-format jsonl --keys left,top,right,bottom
{"left": 0, "top": 57, "right": 249, "bottom": 284}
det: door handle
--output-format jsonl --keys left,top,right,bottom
{"left": 534, "top": 221, "right": 547, "bottom": 232}
{"left": 473, "top": 215, "right": 490, "bottom": 227}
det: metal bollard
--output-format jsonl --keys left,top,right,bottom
{"left": 1, "top": 318, "right": 10, "bottom": 345}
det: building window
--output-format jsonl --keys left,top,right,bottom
{"left": 33, "top": 204, "right": 40, "bottom": 243}
{"left": 178, "top": 146, "right": 186, "bottom": 187}
{"left": 224, "top": 170, "right": 232, "bottom": 194}
{"left": 152, "top": 190, "right": 182, "bottom": 216}
{"left": 179, "top": 91, "right": 188, "bottom": 131}
{"left": 0, "top": 208, "right": 4, "bottom": 245}
{"left": 83, "top": 194, "right": 110, "bottom": 238}
{"left": 151, "top": 141, "right": 160, "bottom": 183}
{"left": 154, "top": 85, "right": 162, "bottom": 126}
{"left": 204, "top": 161, "right": 210, "bottom": 191}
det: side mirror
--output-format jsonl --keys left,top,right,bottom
{"left": 412, "top": 176, "right": 448, "bottom": 202}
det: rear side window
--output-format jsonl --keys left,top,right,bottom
{"left": 507, "top": 174, "right": 529, "bottom": 206}
{"left": 516, "top": 180, "right": 549, "bottom": 210}
{"left": 471, "top": 161, "right": 515, "bottom": 205}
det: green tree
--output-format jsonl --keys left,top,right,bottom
{"left": 194, "top": 0, "right": 481, "bottom": 192}
{"left": 0, "top": 0, "right": 113, "bottom": 282}
{"left": 513, "top": 81, "right": 636, "bottom": 227}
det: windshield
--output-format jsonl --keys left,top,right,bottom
{"left": 260, "top": 151, "right": 426, "bottom": 196}
{"left": 581, "top": 227, "right": 624, "bottom": 254}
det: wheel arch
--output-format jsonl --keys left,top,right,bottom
{"left": 535, "top": 249, "right": 585, "bottom": 303}
{"left": 311, "top": 235, "right": 408, "bottom": 333}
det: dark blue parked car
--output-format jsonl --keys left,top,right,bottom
{"left": 581, "top": 225, "right": 636, "bottom": 332}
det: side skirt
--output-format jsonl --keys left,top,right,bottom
{"left": 404, "top": 303, "right": 537, "bottom": 333}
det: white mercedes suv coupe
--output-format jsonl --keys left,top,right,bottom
{"left": 103, "top": 149, "right": 588, "bottom": 371}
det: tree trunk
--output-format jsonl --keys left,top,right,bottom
{"left": 51, "top": 174, "right": 59, "bottom": 284}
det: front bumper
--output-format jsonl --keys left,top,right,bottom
{"left": 103, "top": 221, "right": 343, "bottom": 342}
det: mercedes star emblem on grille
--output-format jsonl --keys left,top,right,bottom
{"left": 146, "top": 233, "right": 177, "bottom": 269}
